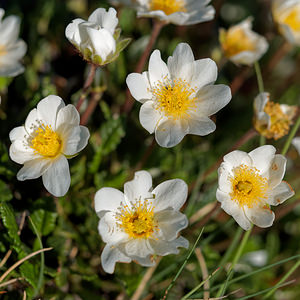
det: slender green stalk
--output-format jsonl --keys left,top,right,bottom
{"left": 181, "top": 268, "right": 220, "bottom": 300}
{"left": 254, "top": 61, "right": 264, "bottom": 93}
{"left": 162, "top": 228, "right": 204, "bottom": 300}
{"left": 263, "top": 258, "right": 300, "bottom": 299}
{"left": 281, "top": 115, "right": 300, "bottom": 155}
{"left": 216, "top": 225, "right": 253, "bottom": 297}
{"left": 28, "top": 216, "right": 44, "bottom": 298}
{"left": 259, "top": 135, "right": 266, "bottom": 146}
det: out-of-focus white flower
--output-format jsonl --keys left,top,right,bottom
{"left": 254, "top": 92, "right": 297, "bottom": 140}
{"left": 9, "top": 95, "right": 90, "bottom": 197}
{"left": 292, "top": 137, "right": 300, "bottom": 155}
{"left": 126, "top": 43, "right": 231, "bottom": 148}
{"left": 112, "top": 0, "right": 215, "bottom": 25}
{"left": 216, "top": 145, "right": 294, "bottom": 230}
{"left": 0, "top": 9, "right": 27, "bottom": 77}
{"left": 272, "top": 0, "right": 300, "bottom": 46}
{"left": 219, "top": 17, "right": 268, "bottom": 65}
{"left": 94, "top": 170, "right": 189, "bottom": 274}
{"left": 65, "top": 7, "right": 130, "bottom": 66}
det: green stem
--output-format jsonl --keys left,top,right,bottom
{"left": 263, "top": 258, "right": 300, "bottom": 299}
{"left": 28, "top": 216, "right": 44, "bottom": 298}
{"left": 216, "top": 225, "right": 253, "bottom": 297}
{"left": 281, "top": 115, "right": 300, "bottom": 155}
{"left": 259, "top": 135, "right": 266, "bottom": 146}
{"left": 254, "top": 61, "right": 264, "bottom": 93}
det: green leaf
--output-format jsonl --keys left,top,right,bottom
{"left": 116, "top": 38, "right": 131, "bottom": 53}
{"left": 0, "top": 180, "right": 13, "bottom": 202}
{"left": 20, "top": 261, "right": 38, "bottom": 289}
{"left": 30, "top": 209, "right": 58, "bottom": 236}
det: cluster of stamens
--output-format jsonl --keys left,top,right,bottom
{"left": 152, "top": 77, "right": 197, "bottom": 120}
{"left": 149, "top": 0, "right": 186, "bottom": 15}
{"left": 230, "top": 164, "right": 268, "bottom": 208}
{"left": 283, "top": 6, "right": 300, "bottom": 31}
{"left": 116, "top": 199, "right": 158, "bottom": 239}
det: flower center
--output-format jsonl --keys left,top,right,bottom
{"left": 30, "top": 124, "right": 62, "bottom": 157}
{"left": 153, "top": 78, "right": 197, "bottom": 120}
{"left": 220, "top": 28, "right": 255, "bottom": 57}
{"left": 264, "top": 101, "right": 292, "bottom": 139}
{"left": 230, "top": 164, "right": 268, "bottom": 208}
{"left": 149, "top": 0, "right": 186, "bottom": 15}
{"left": 116, "top": 200, "right": 157, "bottom": 239}
{"left": 283, "top": 6, "right": 300, "bottom": 31}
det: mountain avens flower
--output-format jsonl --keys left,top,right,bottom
{"left": 216, "top": 145, "right": 294, "bottom": 230}
{"left": 272, "top": 0, "right": 300, "bottom": 46}
{"left": 254, "top": 92, "right": 297, "bottom": 140}
{"left": 119, "top": 0, "right": 215, "bottom": 25}
{"left": 0, "top": 8, "right": 27, "bottom": 77}
{"left": 126, "top": 43, "right": 231, "bottom": 148}
{"left": 94, "top": 170, "right": 189, "bottom": 274}
{"left": 9, "top": 95, "right": 90, "bottom": 197}
{"left": 65, "top": 7, "right": 130, "bottom": 66}
{"left": 219, "top": 17, "right": 268, "bottom": 65}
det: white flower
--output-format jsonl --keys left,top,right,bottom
{"left": 133, "top": 0, "right": 215, "bottom": 25}
{"left": 94, "top": 170, "right": 189, "bottom": 274}
{"left": 9, "top": 95, "right": 90, "bottom": 197}
{"left": 65, "top": 7, "right": 130, "bottom": 66}
{"left": 292, "top": 137, "right": 300, "bottom": 155}
{"left": 216, "top": 145, "right": 294, "bottom": 231}
{"left": 126, "top": 43, "right": 231, "bottom": 148}
{"left": 253, "top": 92, "right": 297, "bottom": 140}
{"left": 0, "top": 9, "right": 27, "bottom": 77}
{"left": 219, "top": 17, "right": 268, "bottom": 65}
{"left": 272, "top": 0, "right": 300, "bottom": 46}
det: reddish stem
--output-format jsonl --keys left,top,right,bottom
{"left": 80, "top": 90, "right": 103, "bottom": 126}
{"left": 122, "top": 20, "right": 165, "bottom": 114}
{"left": 76, "top": 64, "right": 97, "bottom": 112}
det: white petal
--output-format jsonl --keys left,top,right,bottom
{"left": 152, "top": 179, "right": 188, "bottom": 212}
{"left": 65, "top": 18, "right": 85, "bottom": 45}
{"left": 98, "top": 212, "right": 128, "bottom": 244}
{"left": 190, "top": 58, "right": 218, "bottom": 90}
{"left": 124, "top": 170, "right": 153, "bottom": 203}
{"left": 126, "top": 72, "right": 152, "bottom": 103}
{"left": 223, "top": 150, "right": 252, "bottom": 169}
{"left": 148, "top": 50, "right": 170, "bottom": 86}
{"left": 0, "top": 62, "right": 24, "bottom": 77}
{"left": 155, "top": 209, "right": 188, "bottom": 240}
{"left": 196, "top": 84, "right": 232, "bottom": 116}
{"left": 9, "top": 126, "right": 26, "bottom": 142}
{"left": 101, "top": 244, "right": 131, "bottom": 274}
{"left": 86, "top": 27, "right": 116, "bottom": 61}
{"left": 292, "top": 137, "right": 300, "bottom": 155}
{"left": 42, "top": 155, "right": 70, "bottom": 197}
{"left": 244, "top": 205, "right": 275, "bottom": 228}
{"left": 17, "top": 158, "right": 51, "bottom": 181}
{"left": 25, "top": 108, "right": 39, "bottom": 134}
{"left": 267, "top": 181, "right": 294, "bottom": 206}
{"left": 9, "top": 140, "right": 36, "bottom": 164}
{"left": 56, "top": 105, "right": 80, "bottom": 127}
{"left": 2, "top": 40, "right": 27, "bottom": 62}
{"left": 266, "top": 154, "right": 286, "bottom": 188}
{"left": 155, "top": 118, "right": 188, "bottom": 148}
{"left": 125, "top": 239, "right": 153, "bottom": 258}
{"left": 94, "top": 187, "right": 125, "bottom": 216}
{"left": 254, "top": 92, "right": 269, "bottom": 113}
{"left": 88, "top": 7, "right": 118, "bottom": 34}
{"left": 217, "top": 164, "right": 232, "bottom": 194}
{"left": 132, "top": 255, "right": 156, "bottom": 267}
{"left": 248, "top": 145, "right": 276, "bottom": 174}
{"left": 187, "top": 116, "right": 216, "bottom": 136}
{"left": 149, "top": 236, "right": 189, "bottom": 256}
{"left": 0, "top": 15, "right": 20, "bottom": 45}
{"left": 37, "top": 95, "right": 65, "bottom": 129}
{"left": 139, "top": 101, "right": 163, "bottom": 134}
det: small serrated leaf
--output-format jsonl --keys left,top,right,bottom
{"left": 30, "top": 209, "right": 58, "bottom": 236}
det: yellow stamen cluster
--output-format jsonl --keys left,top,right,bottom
{"left": 153, "top": 78, "right": 197, "bottom": 120}
{"left": 255, "top": 101, "right": 294, "bottom": 140}
{"left": 149, "top": 0, "right": 186, "bottom": 15}
{"left": 116, "top": 200, "right": 158, "bottom": 239}
{"left": 230, "top": 164, "right": 268, "bottom": 208}
{"left": 283, "top": 7, "right": 300, "bottom": 31}
{"left": 220, "top": 28, "right": 255, "bottom": 57}
{"left": 31, "top": 124, "right": 62, "bottom": 157}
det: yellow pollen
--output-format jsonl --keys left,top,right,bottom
{"left": 283, "top": 6, "right": 300, "bottom": 31}
{"left": 153, "top": 78, "right": 197, "bottom": 120}
{"left": 220, "top": 27, "right": 255, "bottom": 57}
{"left": 116, "top": 200, "right": 158, "bottom": 239}
{"left": 31, "top": 124, "right": 62, "bottom": 157}
{"left": 255, "top": 101, "right": 294, "bottom": 140}
{"left": 230, "top": 164, "right": 268, "bottom": 208}
{"left": 149, "top": 0, "right": 186, "bottom": 15}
